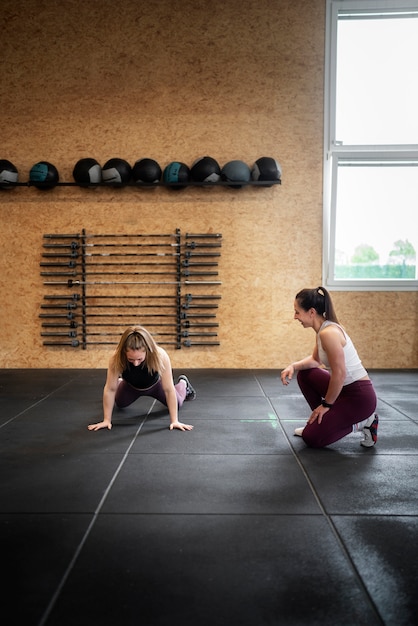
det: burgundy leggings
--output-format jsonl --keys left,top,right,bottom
{"left": 115, "top": 378, "right": 186, "bottom": 409}
{"left": 297, "top": 368, "right": 377, "bottom": 448}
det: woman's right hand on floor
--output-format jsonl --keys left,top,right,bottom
{"left": 88, "top": 421, "right": 112, "bottom": 431}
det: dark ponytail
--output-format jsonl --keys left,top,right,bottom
{"left": 295, "top": 286, "right": 339, "bottom": 323}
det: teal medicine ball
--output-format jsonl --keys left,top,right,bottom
{"left": 30, "top": 161, "right": 59, "bottom": 189}
{"left": 163, "top": 161, "right": 190, "bottom": 189}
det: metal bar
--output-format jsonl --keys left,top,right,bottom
{"left": 41, "top": 301, "right": 217, "bottom": 309}
{"left": 41, "top": 250, "right": 220, "bottom": 258}
{"left": 41, "top": 321, "right": 79, "bottom": 328}
{"left": 42, "top": 339, "right": 179, "bottom": 347}
{"left": 42, "top": 251, "right": 181, "bottom": 258}
{"left": 182, "top": 303, "right": 218, "bottom": 309}
{"left": 185, "top": 233, "right": 222, "bottom": 238}
{"left": 43, "top": 241, "right": 180, "bottom": 249}
{"left": 41, "top": 303, "right": 177, "bottom": 310}
{"left": 185, "top": 242, "right": 221, "bottom": 249}
{"left": 41, "top": 319, "right": 219, "bottom": 328}
{"left": 184, "top": 251, "right": 221, "bottom": 258}
{"left": 40, "top": 260, "right": 177, "bottom": 267}
{"left": 39, "top": 312, "right": 215, "bottom": 320}
{"left": 40, "top": 260, "right": 217, "bottom": 270}
{"left": 42, "top": 293, "right": 221, "bottom": 301}
{"left": 184, "top": 294, "right": 221, "bottom": 300}
{"left": 43, "top": 240, "right": 221, "bottom": 250}
{"left": 43, "top": 233, "right": 176, "bottom": 239}
{"left": 43, "top": 279, "right": 222, "bottom": 287}
{"left": 40, "top": 270, "right": 218, "bottom": 277}
{"left": 43, "top": 294, "right": 178, "bottom": 301}
{"left": 182, "top": 260, "right": 218, "bottom": 267}
{"left": 20, "top": 179, "right": 279, "bottom": 187}
{"left": 41, "top": 330, "right": 217, "bottom": 338}
{"left": 39, "top": 312, "right": 180, "bottom": 319}
{"left": 41, "top": 331, "right": 78, "bottom": 337}
{"left": 183, "top": 340, "right": 220, "bottom": 347}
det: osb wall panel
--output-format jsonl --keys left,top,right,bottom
{"left": 0, "top": 0, "right": 416, "bottom": 369}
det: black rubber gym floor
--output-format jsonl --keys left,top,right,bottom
{"left": 1, "top": 368, "right": 417, "bottom": 626}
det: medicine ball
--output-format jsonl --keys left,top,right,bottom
{"left": 102, "top": 158, "right": 132, "bottom": 186}
{"left": 30, "top": 161, "right": 59, "bottom": 189}
{"left": 0, "top": 159, "right": 18, "bottom": 189}
{"left": 190, "top": 156, "right": 221, "bottom": 183}
{"left": 163, "top": 161, "right": 190, "bottom": 189}
{"left": 73, "top": 158, "right": 102, "bottom": 187}
{"left": 220, "top": 160, "right": 251, "bottom": 188}
{"left": 251, "top": 157, "right": 282, "bottom": 186}
{"left": 132, "top": 158, "right": 162, "bottom": 185}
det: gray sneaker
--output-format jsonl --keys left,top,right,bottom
{"left": 178, "top": 375, "right": 196, "bottom": 400}
{"left": 361, "top": 414, "right": 379, "bottom": 447}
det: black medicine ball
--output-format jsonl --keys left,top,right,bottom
{"left": 0, "top": 159, "right": 18, "bottom": 189}
{"left": 190, "top": 156, "right": 221, "bottom": 183}
{"left": 102, "top": 158, "right": 132, "bottom": 186}
{"left": 132, "top": 158, "right": 162, "bottom": 184}
{"left": 251, "top": 157, "right": 282, "bottom": 186}
{"left": 73, "top": 158, "right": 102, "bottom": 187}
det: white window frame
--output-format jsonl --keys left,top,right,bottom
{"left": 323, "top": 0, "right": 418, "bottom": 291}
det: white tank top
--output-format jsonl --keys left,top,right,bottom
{"left": 317, "top": 321, "right": 367, "bottom": 385}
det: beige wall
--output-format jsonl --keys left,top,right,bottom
{"left": 0, "top": 0, "right": 416, "bottom": 369}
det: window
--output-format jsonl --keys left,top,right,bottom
{"left": 324, "top": 0, "right": 418, "bottom": 290}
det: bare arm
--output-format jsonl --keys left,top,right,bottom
{"left": 280, "top": 345, "right": 322, "bottom": 385}
{"left": 88, "top": 359, "right": 119, "bottom": 431}
{"left": 159, "top": 349, "right": 193, "bottom": 431}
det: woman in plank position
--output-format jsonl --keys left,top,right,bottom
{"left": 88, "top": 326, "right": 195, "bottom": 432}
{"left": 280, "top": 287, "right": 378, "bottom": 448}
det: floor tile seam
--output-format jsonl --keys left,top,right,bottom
{"left": 120, "top": 451, "right": 418, "bottom": 457}
{"left": 38, "top": 403, "right": 156, "bottom": 626}
{"left": 93, "top": 512, "right": 327, "bottom": 518}
{"left": 5, "top": 511, "right": 418, "bottom": 519}
{"left": 377, "top": 397, "right": 418, "bottom": 421}
{"left": 292, "top": 448, "right": 402, "bottom": 623}
{"left": 123, "top": 451, "right": 295, "bottom": 455}
{"left": 254, "top": 378, "right": 340, "bottom": 519}
{"left": 0, "top": 376, "right": 88, "bottom": 429}
{"left": 329, "top": 513, "right": 418, "bottom": 519}
{"left": 254, "top": 373, "right": 385, "bottom": 622}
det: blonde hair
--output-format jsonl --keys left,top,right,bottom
{"left": 110, "top": 326, "right": 165, "bottom": 375}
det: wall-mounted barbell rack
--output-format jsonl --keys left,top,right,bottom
{"left": 39, "top": 229, "right": 222, "bottom": 349}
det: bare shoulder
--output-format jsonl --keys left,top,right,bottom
{"left": 158, "top": 346, "right": 171, "bottom": 365}
{"left": 105, "top": 357, "right": 121, "bottom": 388}
{"left": 319, "top": 323, "right": 346, "bottom": 347}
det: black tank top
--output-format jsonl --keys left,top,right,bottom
{"left": 121, "top": 362, "right": 159, "bottom": 389}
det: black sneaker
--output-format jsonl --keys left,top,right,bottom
{"left": 178, "top": 375, "right": 196, "bottom": 400}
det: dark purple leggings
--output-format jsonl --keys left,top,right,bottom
{"left": 297, "top": 368, "right": 377, "bottom": 448}
{"left": 115, "top": 378, "right": 186, "bottom": 409}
